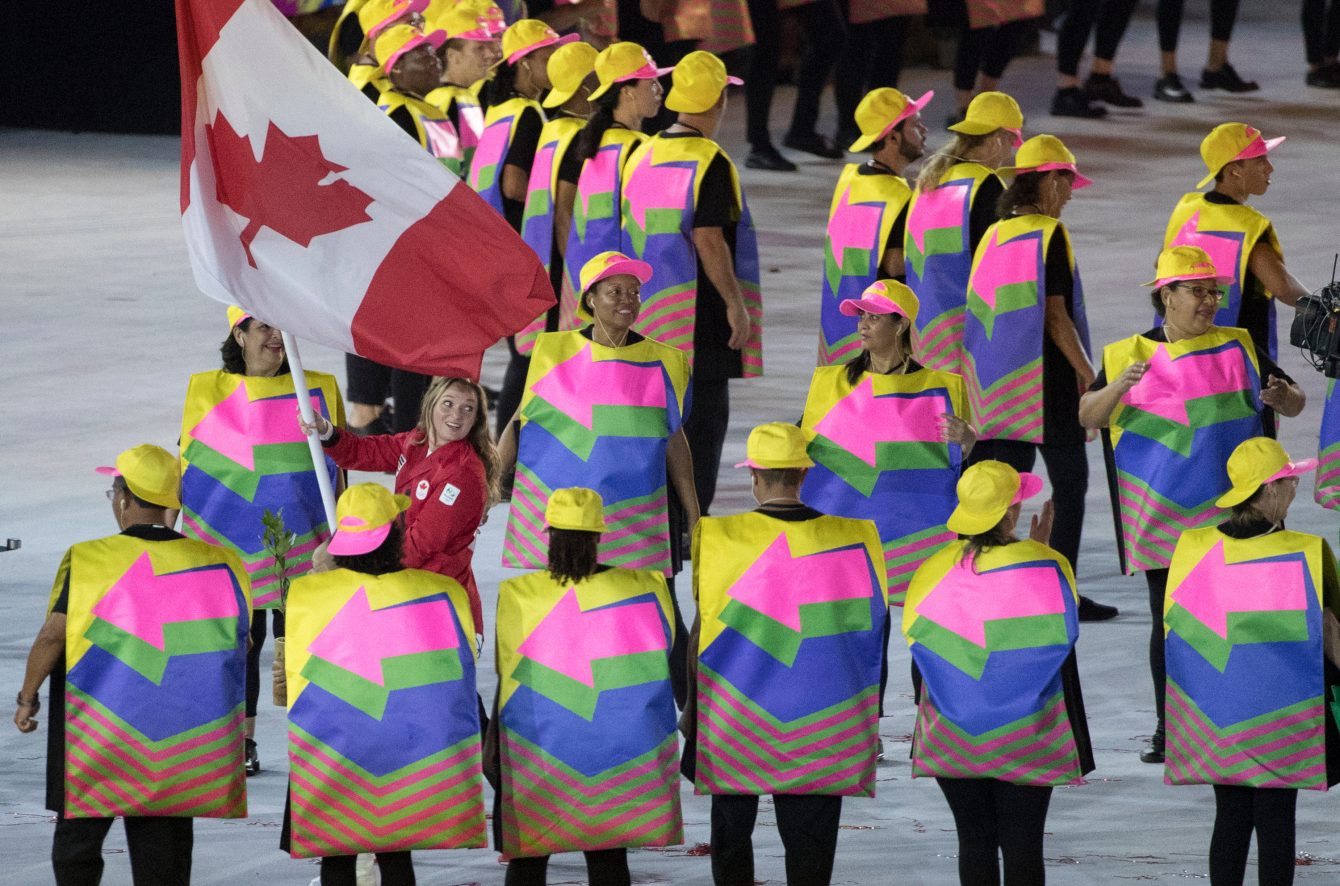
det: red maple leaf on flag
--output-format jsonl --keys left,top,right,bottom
{"left": 207, "top": 113, "right": 374, "bottom": 267}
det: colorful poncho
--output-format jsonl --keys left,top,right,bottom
{"left": 179, "top": 369, "right": 343, "bottom": 609}
{"left": 52, "top": 536, "right": 250, "bottom": 818}
{"left": 468, "top": 96, "right": 545, "bottom": 218}
{"left": 503, "top": 331, "right": 691, "bottom": 575}
{"left": 904, "top": 539, "right": 1085, "bottom": 786}
{"left": 425, "top": 84, "right": 486, "bottom": 177}
{"left": 379, "top": 91, "right": 473, "bottom": 175}
{"left": 285, "top": 567, "right": 486, "bottom": 857}
{"left": 800, "top": 365, "right": 967, "bottom": 604}
{"left": 566, "top": 128, "right": 647, "bottom": 307}
{"left": 496, "top": 568, "right": 682, "bottom": 856}
{"left": 692, "top": 511, "right": 887, "bottom": 796}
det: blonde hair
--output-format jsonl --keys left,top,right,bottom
{"left": 416, "top": 376, "right": 502, "bottom": 503}
{"left": 915, "top": 132, "right": 996, "bottom": 194}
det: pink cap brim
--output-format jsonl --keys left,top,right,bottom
{"left": 1235, "top": 134, "right": 1286, "bottom": 162}
{"left": 618, "top": 62, "right": 670, "bottom": 82}
{"left": 506, "top": 31, "right": 579, "bottom": 65}
{"left": 1011, "top": 472, "right": 1044, "bottom": 505}
{"left": 726, "top": 75, "right": 744, "bottom": 86}
{"left": 838, "top": 297, "right": 909, "bottom": 319}
{"left": 95, "top": 466, "right": 120, "bottom": 477}
{"left": 875, "top": 89, "right": 934, "bottom": 142}
{"left": 327, "top": 522, "right": 392, "bottom": 556}
{"left": 1267, "top": 458, "right": 1318, "bottom": 483}
{"left": 385, "top": 29, "right": 446, "bottom": 72}
{"left": 734, "top": 458, "right": 764, "bottom": 469}
{"left": 588, "top": 258, "right": 653, "bottom": 288}
{"left": 452, "top": 27, "right": 495, "bottom": 41}
{"left": 1029, "top": 161, "right": 1092, "bottom": 189}
{"left": 1004, "top": 127, "right": 1024, "bottom": 148}
{"left": 1147, "top": 271, "right": 1234, "bottom": 289}
{"left": 368, "top": 0, "right": 430, "bottom": 39}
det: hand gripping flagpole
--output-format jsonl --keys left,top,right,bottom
{"left": 282, "top": 331, "right": 339, "bottom": 528}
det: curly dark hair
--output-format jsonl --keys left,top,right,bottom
{"left": 332, "top": 522, "right": 405, "bottom": 575}
{"left": 480, "top": 59, "right": 518, "bottom": 109}
{"left": 220, "top": 318, "right": 290, "bottom": 376}
{"left": 547, "top": 527, "right": 600, "bottom": 585}
{"left": 958, "top": 520, "right": 1018, "bottom": 572}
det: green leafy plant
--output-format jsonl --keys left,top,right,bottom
{"left": 260, "top": 508, "right": 298, "bottom": 611}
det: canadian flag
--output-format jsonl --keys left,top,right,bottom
{"left": 176, "top": 0, "right": 553, "bottom": 379}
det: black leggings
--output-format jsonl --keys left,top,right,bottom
{"left": 711, "top": 793, "right": 843, "bottom": 886}
{"left": 936, "top": 778, "right": 1053, "bottom": 886}
{"left": 344, "top": 354, "right": 430, "bottom": 433}
{"left": 1146, "top": 568, "right": 1169, "bottom": 734}
{"left": 321, "top": 852, "right": 414, "bottom": 885}
{"left": 496, "top": 336, "right": 529, "bottom": 438}
{"left": 1158, "top": 0, "right": 1242, "bottom": 51}
{"left": 1303, "top": 0, "right": 1340, "bottom": 63}
{"left": 966, "top": 440, "right": 1088, "bottom": 575}
{"left": 505, "top": 849, "right": 630, "bottom": 886}
{"left": 745, "top": 0, "right": 846, "bottom": 146}
{"left": 1210, "top": 786, "right": 1298, "bottom": 886}
{"left": 245, "top": 608, "right": 285, "bottom": 719}
{"left": 683, "top": 378, "right": 729, "bottom": 516}
{"left": 835, "top": 15, "right": 909, "bottom": 134}
{"left": 954, "top": 19, "right": 1034, "bottom": 91}
{"left": 1055, "top": 0, "right": 1140, "bottom": 75}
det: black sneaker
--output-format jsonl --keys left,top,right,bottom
{"left": 1200, "top": 63, "right": 1259, "bottom": 93}
{"left": 1051, "top": 86, "right": 1107, "bottom": 118}
{"left": 245, "top": 739, "right": 261, "bottom": 776}
{"left": 745, "top": 146, "right": 798, "bottom": 172}
{"left": 1140, "top": 730, "right": 1165, "bottom": 764}
{"left": 1084, "top": 73, "right": 1144, "bottom": 108}
{"left": 1153, "top": 73, "right": 1195, "bottom": 103}
{"left": 1305, "top": 61, "right": 1340, "bottom": 88}
{"left": 1077, "top": 596, "right": 1118, "bottom": 621}
{"left": 782, "top": 131, "right": 845, "bottom": 160}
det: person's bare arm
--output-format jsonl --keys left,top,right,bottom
{"left": 667, "top": 429, "right": 700, "bottom": 536}
{"left": 501, "top": 164, "right": 529, "bottom": 204}
{"left": 1044, "top": 295, "right": 1095, "bottom": 388}
{"left": 879, "top": 246, "right": 905, "bottom": 280}
{"left": 554, "top": 181, "right": 577, "bottom": 259}
{"left": 1247, "top": 242, "right": 1310, "bottom": 307}
{"left": 1261, "top": 374, "right": 1305, "bottom": 418}
{"left": 14, "top": 613, "right": 64, "bottom": 733}
{"left": 1078, "top": 361, "right": 1149, "bottom": 429}
{"left": 497, "top": 406, "right": 522, "bottom": 477}
{"left": 691, "top": 226, "right": 751, "bottom": 349}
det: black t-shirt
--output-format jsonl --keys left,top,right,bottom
{"left": 502, "top": 105, "right": 544, "bottom": 232}
{"left": 1041, "top": 233, "right": 1084, "bottom": 446}
{"left": 856, "top": 164, "right": 909, "bottom": 280}
{"left": 387, "top": 102, "right": 419, "bottom": 142}
{"left": 47, "top": 525, "right": 184, "bottom": 813}
{"left": 556, "top": 117, "right": 589, "bottom": 186}
{"left": 968, "top": 174, "right": 1004, "bottom": 256}
{"left": 1204, "top": 191, "right": 1274, "bottom": 354}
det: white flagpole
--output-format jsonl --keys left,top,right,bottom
{"left": 282, "top": 331, "right": 339, "bottom": 528}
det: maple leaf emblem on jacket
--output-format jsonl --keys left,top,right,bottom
{"left": 207, "top": 114, "right": 374, "bottom": 267}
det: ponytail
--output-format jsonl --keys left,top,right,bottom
{"left": 573, "top": 88, "right": 622, "bottom": 166}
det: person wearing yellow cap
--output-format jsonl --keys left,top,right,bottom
{"left": 278, "top": 483, "right": 485, "bottom": 884}
{"left": 375, "top": 24, "right": 467, "bottom": 166}
{"left": 817, "top": 87, "right": 931, "bottom": 366}
{"left": 563, "top": 41, "right": 665, "bottom": 303}
{"left": 344, "top": 0, "right": 430, "bottom": 99}
{"left": 15, "top": 445, "right": 251, "bottom": 883}
{"left": 620, "top": 49, "right": 762, "bottom": 520}
{"left": 329, "top": 0, "right": 372, "bottom": 71}
{"left": 423, "top": 0, "right": 504, "bottom": 175}
{"left": 1079, "top": 244, "right": 1305, "bottom": 765}
{"left": 904, "top": 460, "right": 1093, "bottom": 885}
{"left": 497, "top": 251, "right": 698, "bottom": 703}
{"left": 513, "top": 41, "right": 600, "bottom": 360}
{"left": 490, "top": 487, "right": 682, "bottom": 884}
{"left": 684, "top": 421, "right": 886, "bottom": 884}
{"left": 180, "top": 308, "right": 345, "bottom": 776}
{"left": 1161, "top": 122, "right": 1311, "bottom": 361}
{"left": 907, "top": 90, "right": 1021, "bottom": 376}
{"left": 961, "top": 134, "right": 1119, "bottom": 624}
{"left": 1160, "top": 437, "right": 1340, "bottom": 884}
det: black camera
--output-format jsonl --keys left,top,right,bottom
{"left": 1291, "top": 280, "right": 1340, "bottom": 379}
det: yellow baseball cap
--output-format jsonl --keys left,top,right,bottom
{"left": 664, "top": 50, "right": 742, "bottom": 114}
{"left": 542, "top": 41, "right": 599, "bottom": 108}
{"left": 95, "top": 444, "right": 182, "bottom": 510}
{"left": 999, "top": 134, "right": 1092, "bottom": 188}
{"left": 838, "top": 279, "right": 920, "bottom": 324}
{"left": 1196, "top": 122, "right": 1285, "bottom": 189}
{"left": 946, "top": 461, "right": 1043, "bottom": 536}
{"left": 848, "top": 87, "right": 934, "bottom": 152}
{"left": 587, "top": 41, "right": 670, "bottom": 101}
{"left": 576, "top": 250, "right": 652, "bottom": 320}
{"left": 359, "top": 0, "right": 428, "bottom": 41}
{"left": 500, "top": 19, "right": 578, "bottom": 66}
{"left": 948, "top": 91, "right": 1024, "bottom": 146}
{"left": 735, "top": 423, "right": 815, "bottom": 470}
{"left": 1215, "top": 438, "right": 1316, "bottom": 508}
{"left": 375, "top": 24, "right": 446, "bottom": 72}
{"left": 545, "top": 487, "right": 607, "bottom": 532}
{"left": 327, "top": 483, "right": 412, "bottom": 555}
{"left": 226, "top": 305, "right": 252, "bottom": 329}
{"left": 432, "top": 0, "right": 502, "bottom": 40}
{"left": 1143, "top": 245, "right": 1234, "bottom": 288}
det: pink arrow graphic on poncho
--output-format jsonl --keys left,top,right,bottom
{"left": 915, "top": 559, "right": 1068, "bottom": 647}
{"left": 517, "top": 588, "right": 667, "bottom": 687}
{"left": 91, "top": 552, "right": 240, "bottom": 650}
{"left": 530, "top": 345, "right": 667, "bottom": 429}
{"left": 908, "top": 182, "right": 969, "bottom": 253}
{"left": 728, "top": 534, "right": 874, "bottom": 631}
{"left": 189, "top": 384, "right": 325, "bottom": 470}
{"left": 1169, "top": 212, "right": 1242, "bottom": 289}
{"left": 576, "top": 148, "right": 619, "bottom": 220}
{"left": 971, "top": 228, "right": 1037, "bottom": 312}
{"left": 1171, "top": 541, "right": 1307, "bottom": 639}
{"left": 827, "top": 186, "right": 883, "bottom": 267}
{"left": 308, "top": 587, "right": 460, "bottom": 685}
{"left": 623, "top": 162, "right": 692, "bottom": 230}
{"left": 1121, "top": 345, "right": 1251, "bottom": 425}
{"left": 813, "top": 377, "right": 948, "bottom": 465}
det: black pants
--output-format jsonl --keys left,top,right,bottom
{"left": 666, "top": 576, "right": 690, "bottom": 709}
{"left": 745, "top": 0, "right": 846, "bottom": 148}
{"left": 954, "top": 19, "right": 1034, "bottom": 91}
{"left": 1146, "top": 567, "right": 1169, "bottom": 734}
{"left": 52, "top": 816, "right": 193, "bottom": 886}
{"left": 1055, "top": 0, "right": 1139, "bottom": 74}
{"left": 345, "top": 353, "right": 430, "bottom": 433}
{"left": 505, "top": 849, "right": 630, "bottom": 886}
{"left": 710, "top": 794, "right": 843, "bottom": 886}
{"left": 878, "top": 607, "right": 891, "bottom": 717}
{"left": 1210, "top": 786, "right": 1298, "bottom": 886}
{"left": 497, "top": 336, "right": 529, "bottom": 437}
{"left": 684, "top": 378, "right": 730, "bottom": 516}
{"left": 936, "top": 778, "right": 1053, "bottom": 886}
{"left": 1303, "top": 0, "right": 1340, "bottom": 62}
{"left": 245, "top": 608, "right": 285, "bottom": 718}
{"left": 321, "top": 852, "right": 415, "bottom": 885}
{"left": 1158, "top": 0, "right": 1241, "bottom": 51}
{"left": 966, "top": 439, "right": 1088, "bottom": 575}
{"left": 835, "top": 15, "right": 908, "bottom": 136}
